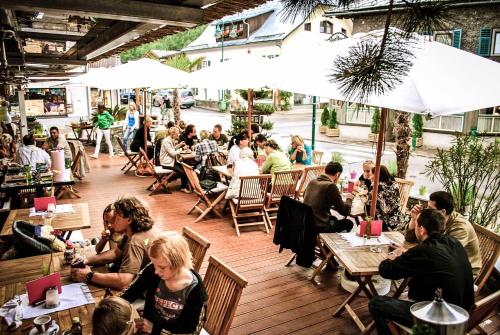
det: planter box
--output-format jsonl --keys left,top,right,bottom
{"left": 231, "top": 114, "right": 264, "bottom": 126}
{"left": 368, "top": 132, "right": 379, "bottom": 142}
{"left": 326, "top": 128, "right": 340, "bottom": 137}
{"left": 319, "top": 125, "right": 327, "bottom": 133}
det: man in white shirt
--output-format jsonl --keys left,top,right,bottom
{"left": 16, "top": 134, "right": 51, "bottom": 169}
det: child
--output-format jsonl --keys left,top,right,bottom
{"left": 92, "top": 297, "right": 136, "bottom": 335}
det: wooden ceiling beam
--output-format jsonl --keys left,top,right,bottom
{"left": 0, "top": 0, "right": 202, "bottom": 27}
{"left": 18, "top": 28, "right": 85, "bottom": 42}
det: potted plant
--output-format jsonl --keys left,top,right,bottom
{"left": 369, "top": 107, "right": 381, "bottom": 142}
{"left": 418, "top": 185, "right": 427, "bottom": 196}
{"left": 331, "top": 152, "right": 345, "bottom": 164}
{"left": 412, "top": 114, "right": 424, "bottom": 147}
{"left": 261, "top": 120, "right": 274, "bottom": 131}
{"left": 320, "top": 107, "right": 329, "bottom": 133}
{"left": 326, "top": 108, "right": 340, "bottom": 137}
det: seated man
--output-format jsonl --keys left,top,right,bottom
{"left": 71, "top": 197, "right": 156, "bottom": 290}
{"left": 195, "top": 130, "right": 218, "bottom": 168}
{"left": 209, "top": 124, "right": 228, "bottom": 147}
{"left": 303, "top": 162, "right": 354, "bottom": 233}
{"left": 370, "top": 209, "right": 474, "bottom": 335}
{"left": 405, "top": 191, "right": 482, "bottom": 277}
{"left": 43, "top": 126, "right": 72, "bottom": 160}
{"left": 16, "top": 134, "right": 51, "bottom": 169}
{"left": 179, "top": 124, "right": 198, "bottom": 149}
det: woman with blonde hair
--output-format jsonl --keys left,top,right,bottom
{"left": 92, "top": 296, "right": 135, "bottom": 335}
{"left": 288, "top": 135, "right": 312, "bottom": 165}
{"left": 121, "top": 231, "right": 207, "bottom": 335}
{"left": 160, "top": 126, "right": 190, "bottom": 193}
{"left": 123, "top": 101, "right": 139, "bottom": 150}
{"left": 355, "top": 160, "right": 375, "bottom": 191}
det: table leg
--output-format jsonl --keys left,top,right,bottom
{"left": 310, "top": 251, "right": 333, "bottom": 281}
{"left": 333, "top": 275, "right": 370, "bottom": 316}
{"left": 393, "top": 277, "right": 410, "bottom": 299}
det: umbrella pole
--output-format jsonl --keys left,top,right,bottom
{"left": 312, "top": 96, "right": 317, "bottom": 150}
{"left": 143, "top": 89, "right": 148, "bottom": 156}
{"left": 369, "top": 107, "right": 388, "bottom": 218}
{"left": 247, "top": 89, "right": 253, "bottom": 140}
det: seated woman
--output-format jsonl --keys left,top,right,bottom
{"left": 262, "top": 139, "right": 291, "bottom": 175}
{"left": 92, "top": 296, "right": 135, "bottom": 335}
{"left": 355, "top": 160, "right": 374, "bottom": 191}
{"left": 159, "top": 126, "right": 190, "bottom": 193}
{"left": 121, "top": 231, "right": 207, "bottom": 335}
{"left": 226, "top": 147, "right": 260, "bottom": 199}
{"left": 367, "top": 165, "right": 408, "bottom": 231}
{"left": 288, "top": 135, "right": 312, "bottom": 165}
{"left": 130, "top": 116, "right": 154, "bottom": 159}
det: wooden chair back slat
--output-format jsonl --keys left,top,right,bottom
{"left": 182, "top": 226, "right": 210, "bottom": 273}
{"left": 203, "top": 256, "right": 248, "bottom": 335}
{"left": 473, "top": 223, "right": 500, "bottom": 293}
{"left": 468, "top": 290, "right": 500, "bottom": 331}
{"left": 394, "top": 178, "right": 415, "bottom": 211}
{"left": 267, "top": 170, "right": 302, "bottom": 206}
{"left": 70, "top": 150, "right": 83, "bottom": 175}
{"left": 237, "top": 175, "right": 271, "bottom": 208}
{"left": 312, "top": 150, "right": 324, "bottom": 165}
{"left": 180, "top": 162, "right": 204, "bottom": 196}
{"left": 296, "top": 165, "right": 326, "bottom": 198}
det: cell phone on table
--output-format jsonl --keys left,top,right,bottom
{"left": 388, "top": 242, "right": 399, "bottom": 252}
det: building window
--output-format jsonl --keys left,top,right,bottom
{"left": 492, "top": 29, "right": 500, "bottom": 56}
{"left": 320, "top": 21, "right": 333, "bottom": 34}
{"left": 434, "top": 31, "right": 453, "bottom": 46}
{"left": 202, "top": 60, "right": 211, "bottom": 68}
{"left": 304, "top": 23, "right": 311, "bottom": 31}
{"left": 192, "top": 88, "right": 199, "bottom": 96}
{"left": 341, "top": 28, "right": 347, "bottom": 34}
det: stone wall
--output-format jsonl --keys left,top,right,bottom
{"left": 350, "top": 4, "right": 500, "bottom": 62}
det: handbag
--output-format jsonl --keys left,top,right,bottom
{"left": 199, "top": 166, "right": 220, "bottom": 182}
{"left": 199, "top": 179, "right": 217, "bottom": 191}
{"left": 135, "top": 158, "right": 153, "bottom": 176}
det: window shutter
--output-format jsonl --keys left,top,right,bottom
{"left": 477, "top": 27, "right": 492, "bottom": 56}
{"left": 452, "top": 29, "right": 462, "bottom": 48}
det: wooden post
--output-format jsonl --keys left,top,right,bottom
{"left": 143, "top": 89, "right": 148, "bottom": 155}
{"left": 369, "top": 107, "right": 388, "bottom": 219}
{"left": 247, "top": 89, "right": 253, "bottom": 139}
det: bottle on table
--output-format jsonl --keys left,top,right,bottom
{"left": 365, "top": 216, "right": 372, "bottom": 239}
{"left": 70, "top": 316, "right": 82, "bottom": 335}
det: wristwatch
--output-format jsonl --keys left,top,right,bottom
{"left": 85, "top": 271, "right": 94, "bottom": 284}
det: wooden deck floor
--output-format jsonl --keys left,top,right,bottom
{"left": 57, "top": 153, "right": 498, "bottom": 335}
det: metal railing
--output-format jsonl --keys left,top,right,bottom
{"left": 477, "top": 115, "right": 500, "bottom": 134}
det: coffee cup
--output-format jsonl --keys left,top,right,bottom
{"left": 34, "top": 314, "right": 52, "bottom": 333}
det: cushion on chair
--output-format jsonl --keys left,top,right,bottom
{"left": 154, "top": 166, "right": 174, "bottom": 175}
{"left": 207, "top": 182, "right": 228, "bottom": 194}
{"left": 12, "top": 221, "right": 52, "bottom": 257}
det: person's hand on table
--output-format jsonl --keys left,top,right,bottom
{"left": 71, "top": 266, "right": 92, "bottom": 282}
{"left": 387, "top": 243, "right": 407, "bottom": 260}
{"left": 345, "top": 193, "right": 355, "bottom": 200}
{"left": 134, "top": 317, "right": 153, "bottom": 334}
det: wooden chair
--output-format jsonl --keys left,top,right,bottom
{"left": 229, "top": 174, "right": 272, "bottom": 237}
{"left": 55, "top": 153, "right": 82, "bottom": 199}
{"left": 203, "top": 256, "right": 248, "bottom": 335}
{"left": 264, "top": 170, "right": 303, "bottom": 228}
{"left": 312, "top": 150, "right": 324, "bottom": 165}
{"left": 139, "top": 148, "right": 175, "bottom": 196}
{"left": 295, "top": 165, "right": 326, "bottom": 199}
{"left": 473, "top": 223, "right": 500, "bottom": 294}
{"left": 181, "top": 162, "right": 228, "bottom": 223}
{"left": 182, "top": 226, "right": 210, "bottom": 273}
{"left": 70, "top": 150, "right": 83, "bottom": 181}
{"left": 114, "top": 135, "right": 140, "bottom": 174}
{"left": 395, "top": 178, "right": 415, "bottom": 212}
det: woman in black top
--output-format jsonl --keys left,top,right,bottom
{"left": 121, "top": 232, "right": 207, "bottom": 335}
{"left": 356, "top": 160, "right": 374, "bottom": 191}
{"left": 130, "top": 116, "right": 154, "bottom": 159}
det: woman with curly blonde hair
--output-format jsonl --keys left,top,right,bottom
{"left": 122, "top": 231, "right": 207, "bottom": 335}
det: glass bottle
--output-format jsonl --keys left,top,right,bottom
{"left": 70, "top": 317, "right": 82, "bottom": 335}
{"left": 24, "top": 165, "right": 32, "bottom": 183}
{"left": 365, "top": 216, "right": 372, "bottom": 239}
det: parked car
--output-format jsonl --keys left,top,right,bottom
{"left": 161, "top": 90, "right": 195, "bottom": 109}
{"left": 120, "top": 92, "right": 136, "bottom": 104}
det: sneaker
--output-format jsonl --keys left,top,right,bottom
{"left": 180, "top": 188, "right": 192, "bottom": 194}
{"left": 109, "top": 154, "right": 114, "bottom": 158}
{"left": 90, "top": 154, "right": 98, "bottom": 159}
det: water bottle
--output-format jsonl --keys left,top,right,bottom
{"left": 24, "top": 165, "right": 32, "bottom": 183}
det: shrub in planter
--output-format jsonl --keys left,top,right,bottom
{"left": 253, "top": 103, "right": 275, "bottom": 115}
{"left": 261, "top": 120, "right": 274, "bottom": 130}
{"left": 412, "top": 114, "right": 424, "bottom": 147}
{"left": 320, "top": 107, "right": 330, "bottom": 133}
{"left": 326, "top": 108, "right": 339, "bottom": 137}
{"left": 331, "top": 152, "right": 344, "bottom": 164}
{"left": 369, "top": 107, "right": 381, "bottom": 142}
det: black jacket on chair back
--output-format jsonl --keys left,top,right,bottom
{"left": 273, "top": 196, "right": 317, "bottom": 267}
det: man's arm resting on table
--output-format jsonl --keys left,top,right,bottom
{"left": 91, "top": 272, "right": 135, "bottom": 290}
{"left": 86, "top": 247, "right": 121, "bottom": 266}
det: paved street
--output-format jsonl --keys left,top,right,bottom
{"left": 166, "top": 106, "right": 443, "bottom": 195}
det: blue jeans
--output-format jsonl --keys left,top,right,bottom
{"left": 123, "top": 127, "right": 136, "bottom": 150}
{"left": 369, "top": 296, "right": 414, "bottom": 335}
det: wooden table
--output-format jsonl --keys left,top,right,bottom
{"left": 1, "top": 203, "right": 91, "bottom": 238}
{"left": 179, "top": 151, "right": 196, "bottom": 161}
{"left": 0, "top": 251, "right": 106, "bottom": 335}
{"left": 315, "top": 232, "right": 413, "bottom": 334}
{"left": 69, "top": 124, "right": 94, "bottom": 145}
{"left": 213, "top": 163, "right": 307, "bottom": 179}
{"left": 1, "top": 173, "right": 75, "bottom": 200}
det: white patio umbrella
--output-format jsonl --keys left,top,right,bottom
{"left": 277, "top": 32, "right": 500, "bottom": 117}
{"left": 66, "top": 67, "right": 112, "bottom": 87}
{"left": 276, "top": 31, "right": 500, "bottom": 218}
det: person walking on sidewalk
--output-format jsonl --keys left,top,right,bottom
{"left": 91, "top": 101, "right": 114, "bottom": 159}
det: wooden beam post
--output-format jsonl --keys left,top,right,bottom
{"left": 247, "top": 89, "right": 253, "bottom": 140}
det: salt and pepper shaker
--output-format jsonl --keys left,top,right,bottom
{"left": 45, "top": 286, "right": 60, "bottom": 308}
